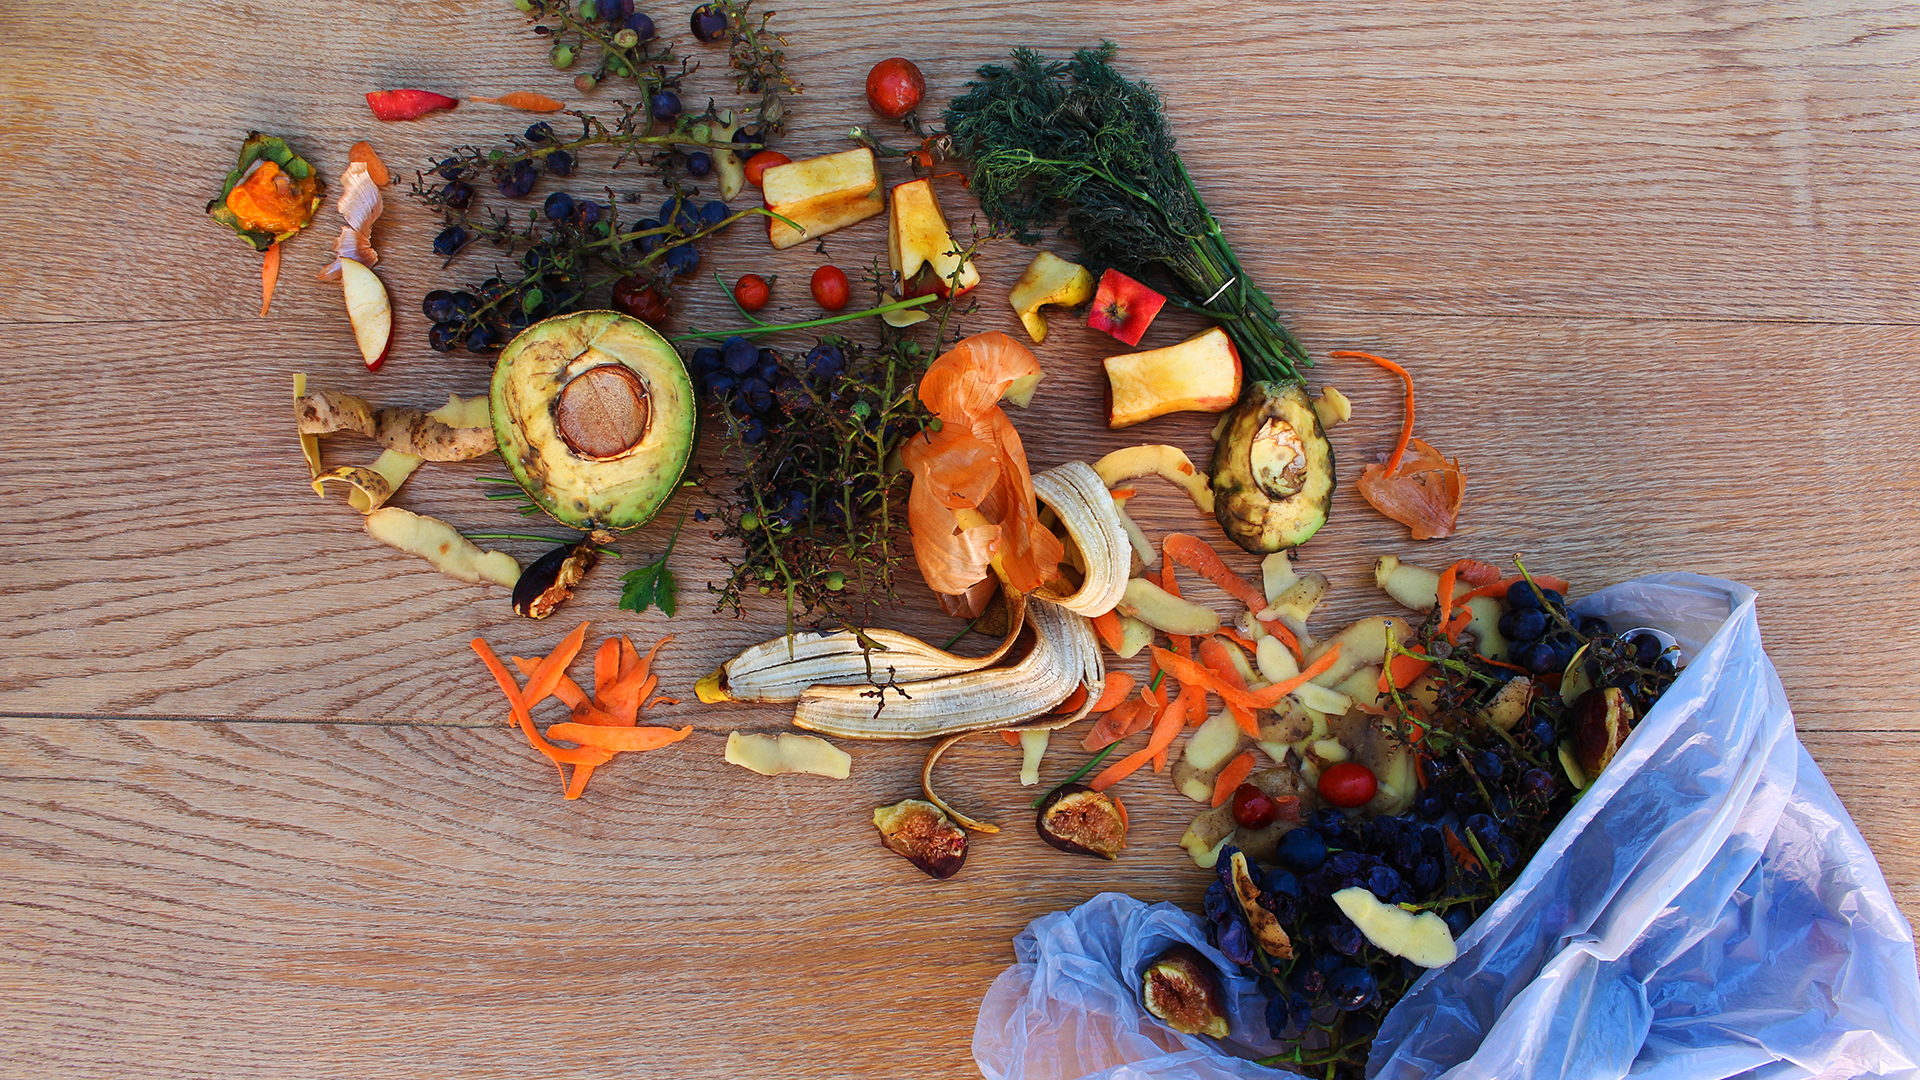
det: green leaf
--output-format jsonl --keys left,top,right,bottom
{"left": 522, "top": 287, "right": 544, "bottom": 313}
{"left": 617, "top": 511, "right": 686, "bottom": 616}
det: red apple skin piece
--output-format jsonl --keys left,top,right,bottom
{"left": 1103, "top": 326, "right": 1242, "bottom": 428}
{"left": 1087, "top": 267, "right": 1168, "bottom": 346}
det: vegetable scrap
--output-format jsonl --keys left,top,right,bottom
{"left": 1332, "top": 350, "right": 1467, "bottom": 540}
{"left": 469, "top": 91, "right": 567, "bottom": 112}
{"left": 365, "top": 88, "right": 458, "bottom": 121}
{"left": 207, "top": 133, "right": 323, "bottom": 315}
{"left": 319, "top": 158, "right": 386, "bottom": 281}
{"left": 476, "top": 625, "right": 690, "bottom": 799}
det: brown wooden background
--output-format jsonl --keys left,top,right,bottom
{"left": 3, "top": 0, "right": 1918, "bottom": 1076}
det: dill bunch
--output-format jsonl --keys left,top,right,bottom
{"left": 943, "top": 43, "right": 1309, "bottom": 384}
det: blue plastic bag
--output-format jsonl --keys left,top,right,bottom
{"left": 973, "top": 575, "right": 1920, "bottom": 1080}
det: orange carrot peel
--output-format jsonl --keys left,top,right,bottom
{"left": 1091, "top": 688, "right": 1188, "bottom": 791}
{"left": 470, "top": 92, "right": 567, "bottom": 112}
{"left": 1332, "top": 350, "right": 1466, "bottom": 540}
{"left": 1211, "top": 751, "right": 1258, "bottom": 807}
{"left": 1152, "top": 643, "right": 1343, "bottom": 713}
{"left": 1163, "top": 533, "right": 1303, "bottom": 662}
{"left": 259, "top": 242, "right": 281, "bottom": 316}
{"left": 1197, "top": 637, "right": 1260, "bottom": 738}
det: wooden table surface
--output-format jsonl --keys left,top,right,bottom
{"left": 4, "top": 0, "right": 1918, "bottom": 1076}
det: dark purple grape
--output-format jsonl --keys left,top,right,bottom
{"left": 741, "top": 377, "right": 773, "bottom": 413}
{"left": 1473, "top": 750, "right": 1505, "bottom": 780}
{"left": 740, "top": 416, "right": 767, "bottom": 444}
{"left": 464, "top": 325, "right": 498, "bottom": 352}
{"left": 1300, "top": 965, "right": 1326, "bottom": 995}
{"left": 603, "top": 0, "right": 633, "bottom": 20}
{"left": 1327, "top": 966, "right": 1378, "bottom": 1011}
{"left": 1365, "top": 865, "right": 1405, "bottom": 901}
{"left": 1520, "top": 767, "right": 1555, "bottom": 801}
{"left": 543, "top": 150, "right": 574, "bottom": 177}
{"left": 1202, "top": 879, "right": 1230, "bottom": 922}
{"left": 450, "top": 291, "right": 479, "bottom": 318}
{"left": 432, "top": 226, "right": 468, "bottom": 256}
{"left": 688, "top": 346, "right": 722, "bottom": 379}
{"left": 1499, "top": 608, "right": 1546, "bottom": 642}
{"left": 1537, "top": 588, "right": 1566, "bottom": 610}
{"left": 1217, "top": 917, "right": 1254, "bottom": 969}
{"left": 441, "top": 180, "right": 474, "bottom": 210}
{"left": 769, "top": 489, "right": 807, "bottom": 525}
{"left": 754, "top": 347, "right": 779, "bottom": 379}
{"left": 633, "top": 218, "right": 664, "bottom": 254}
{"left": 721, "top": 336, "right": 758, "bottom": 374}
{"left": 436, "top": 158, "right": 464, "bottom": 180}
{"left": 731, "top": 125, "right": 761, "bottom": 146}
{"left": 1323, "top": 921, "right": 1363, "bottom": 957}
{"left": 1413, "top": 788, "right": 1446, "bottom": 820}
{"left": 1264, "top": 992, "right": 1289, "bottom": 1039}
{"left": 427, "top": 322, "right": 460, "bottom": 352}
{"left": 1530, "top": 719, "right": 1557, "bottom": 748}
{"left": 1519, "top": 640, "right": 1557, "bottom": 674}
{"left": 422, "top": 290, "right": 455, "bottom": 322}
{"left": 525, "top": 122, "right": 555, "bottom": 143}
{"left": 702, "top": 371, "right": 737, "bottom": 398}
{"left": 1491, "top": 835, "right": 1520, "bottom": 870}
{"left": 1631, "top": 632, "right": 1663, "bottom": 666}
{"left": 624, "top": 11, "right": 655, "bottom": 39}
{"left": 520, "top": 247, "right": 552, "bottom": 272}
{"left": 1413, "top": 856, "right": 1442, "bottom": 893}
{"left": 1262, "top": 868, "right": 1301, "bottom": 904}
{"left": 1276, "top": 828, "right": 1327, "bottom": 874}
{"left": 1507, "top": 583, "right": 1541, "bottom": 611}
{"left": 689, "top": 3, "right": 727, "bottom": 41}
{"left": 543, "top": 191, "right": 575, "bottom": 222}
{"left": 663, "top": 243, "right": 699, "bottom": 275}
{"left": 1327, "top": 850, "right": 1367, "bottom": 879}
{"left": 698, "top": 199, "right": 731, "bottom": 227}
{"left": 686, "top": 151, "right": 712, "bottom": 176}
{"left": 576, "top": 200, "right": 602, "bottom": 226}
{"left": 1309, "top": 808, "right": 1350, "bottom": 840}
{"left": 1577, "top": 615, "right": 1613, "bottom": 638}
{"left": 1449, "top": 788, "right": 1484, "bottom": 815}
{"left": 805, "top": 343, "right": 846, "bottom": 380}
{"left": 650, "top": 90, "right": 682, "bottom": 121}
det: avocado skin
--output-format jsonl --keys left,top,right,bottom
{"left": 491, "top": 310, "right": 696, "bottom": 534}
{"left": 1209, "top": 382, "right": 1335, "bottom": 554}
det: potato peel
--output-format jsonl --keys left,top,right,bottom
{"left": 364, "top": 507, "right": 520, "bottom": 586}
{"left": 297, "top": 389, "right": 496, "bottom": 461}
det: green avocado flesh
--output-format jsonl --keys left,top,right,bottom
{"left": 491, "top": 310, "right": 695, "bottom": 534}
{"left": 1210, "top": 382, "right": 1335, "bottom": 554}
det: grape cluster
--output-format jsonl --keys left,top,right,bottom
{"left": 698, "top": 334, "right": 930, "bottom": 630}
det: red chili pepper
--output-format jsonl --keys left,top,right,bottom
{"left": 365, "top": 89, "right": 459, "bottom": 121}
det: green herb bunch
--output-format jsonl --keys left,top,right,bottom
{"left": 943, "top": 43, "right": 1310, "bottom": 384}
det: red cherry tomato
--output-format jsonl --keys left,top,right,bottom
{"left": 732, "top": 273, "right": 771, "bottom": 312}
{"left": 609, "top": 274, "right": 669, "bottom": 327}
{"left": 810, "top": 264, "right": 851, "bottom": 311}
{"left": 1230, "top": 783, "right": 1278, "bottom": 829}
{"left": 743, "top": 150, "right": 791, "bottom": 187}
{"left": 865, "top": 58, "right": 926, "bottom": 119}
{"left": 1317, "top": 761, "right": 1378, "bottom": 808}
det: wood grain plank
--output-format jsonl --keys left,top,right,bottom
{"left": 0, "top": 718, "right": 1912, "bottom": 1080}
{"left": 1, "top": 0, "right": 1918, "bottom": 325}
{"left": 3, "top": 315, "right": 1916, "bottom": 730}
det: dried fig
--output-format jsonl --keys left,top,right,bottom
{"left": 873, "top": 798, "right": 967, "bottom": 879}
{"left": 1141, "top": 943, "right": 1229, "bottom": 1037}
{"left": 1035, "top": 783, "right": 1127, "bottom": 860}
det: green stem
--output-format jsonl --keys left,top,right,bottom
{"left": 670, "top": 293, "right": 938, "bottom": 341}
{"left": 464, "top": 532, "right": 621, "bottom": 555}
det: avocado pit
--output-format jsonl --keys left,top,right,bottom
{"left": 555, "top": 363, "right": 651, "bottom": 459}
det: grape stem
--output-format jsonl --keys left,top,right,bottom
{"left": 670, "top": 293, "right": 938, "bottom": 341}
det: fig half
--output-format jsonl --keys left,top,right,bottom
{"left": 1571, "top": 686, "right": 1635, "bottom": 776}
{"left": 1035, "top": 783, "right": 1127, "bottom": 860}
{"left": 1141, "top": 943, "right": 1229, "bottom": 1038}
{"left": 873, "top": 798, "right": 968, "bottom": 879}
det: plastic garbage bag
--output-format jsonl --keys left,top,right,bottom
{"left": 974, "top": 574, "right": 1920, "bottom": 1080}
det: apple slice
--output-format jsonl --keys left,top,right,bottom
{"left": 888, "top": 178, "right": 980, "bottom": 299}
{"left": 338, "top": 258, "right": 392, "bottom": 370}
{"left": 1087, "top": 267, "right": 1166, "bottom": 346}
{"left": 762, "top": 148, "right": 883, "bottom": 249}
{"left": 1008, "top": 251, "right": 1095, "bottom": 344}
{"left": 1103, "top": 326, "right": 1242, "bottom": 428}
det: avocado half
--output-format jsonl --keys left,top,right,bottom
{"left": 1210, "top": 382, "right": 1335, "bottom": 554}
{"left": 490, "top": 310, "right": 695, "bottom": 536}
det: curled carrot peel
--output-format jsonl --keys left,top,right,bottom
{"left": 259, "top": 241, "right": 281, "bottom": 316}
{"left": 1111, "top": 794, "right": 1129, "bottom": 832}
{"left": 1154, "top": 643, "right": 1343, "bottom": 712}
{"left": 1380, "top": 653, "right": 1431, "bottom": 695}
{"left": 1091, "top": 609, "right": 1125, "bottom": 653}
{"left": 1212, "top": 751, "right": 1258, "bottom": 807}
{"left": 1198, "top": 638, "right": 1259, "bottom": 737}
{"left": 1082, "top": 698, "right": 1153, "bottom": 751}
{"left": 1436, "top": 562, "right": 1462, "bottom": 642}
{"left": 474, "top": 627, "right": 686, "bottom": 800}
{"left": 1457, "top": 573, "right": 1572, "bottom": 604}
{"left": 1333, "top": 350, "right": 1466, "bottom": 540}
{"left": 1001, "top": 730, "right": 1022, "bottom": 748}
{"left": 1091, "top": 688, "right": 1186, "bottom": 791}
{"left": 1089, "top": 672, "right": 1135, "bottom": 713}
{"left": 347, "top": 140, "right": 391, "bottom": 186}
{"left": 1158, "top": 558, "right": 1193, "bottom": 662}
{"left": 1163, "top": 533, "right": 1302, "bottom": 661}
